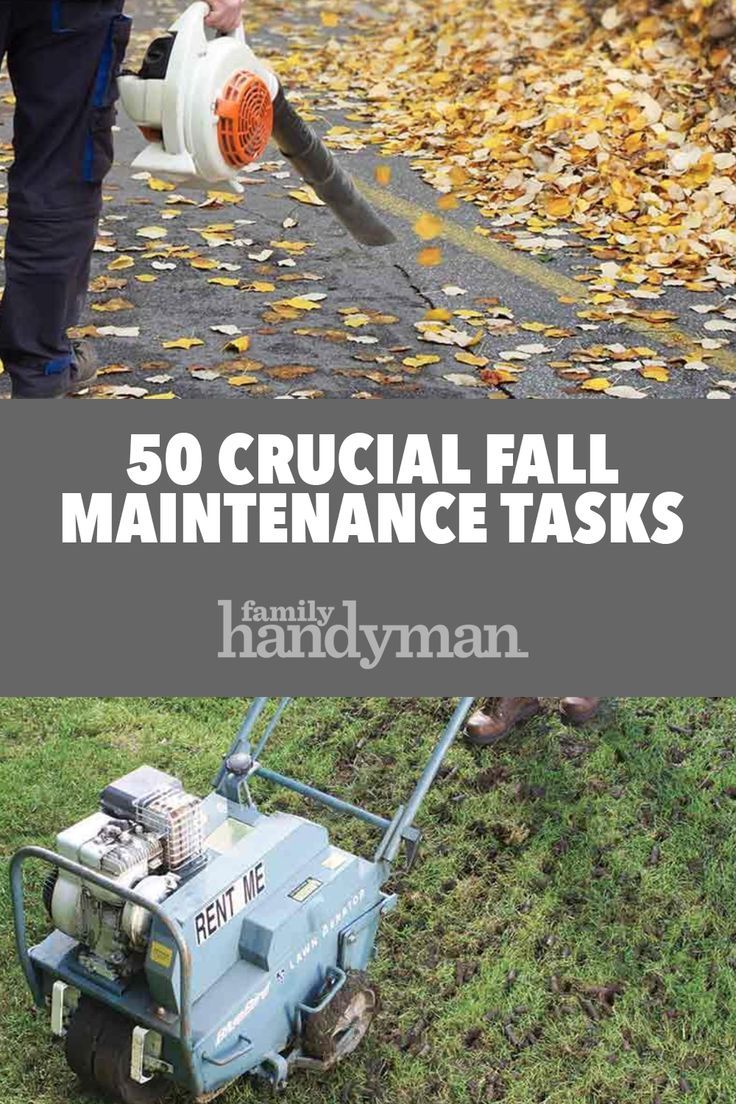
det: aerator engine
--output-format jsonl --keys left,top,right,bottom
{"left": 47, "top": 768, "right": 204, "bottom": 984}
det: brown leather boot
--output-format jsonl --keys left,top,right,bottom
{"left": 560, "top": 697, "right": 601, "bottom": 726}
{"left": 465, "top": 697, "right": 541, "bottom": 745}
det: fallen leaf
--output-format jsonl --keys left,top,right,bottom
{"left": 90, "top": 275, "right": 128, "bottom": 292}
{"left": 97, "top": 326, "right": 140, "bottom": 338}
{"left": 479, "top": 368, "right": 517, "bottom": 385}
{"left": 265, "top": 365, "right": 316, "bottom": 379}
{"left": 228, "top": 374, "right": 260, "bottom": 387}
{"left": 443, "top": 372, "right": 484, "bottom": 387}
{"left": 640, "top": 365, "right": 670, "bottom": 382}
{"left": 136, "top": 226, "right": 168, "bottom": 240}
{"left": 274, "top": 297, "right": 323, "bottom": 311}
{"left": 403, "top": 354, "right": 441, "bottom": 368}
{"left": 242, "top": 282, "right": 277, "bottom": 293}
{"left": 190, "top": 368, "right": 222, "bottom": 382}
{"left": 224, "top": 336, "right": 252, "bottom": 353}
{"left": 92, "top": 298, "right": 134, "bottom": 313}
{"left": 289, "top": 187, "right": 326, "bottom": 207}
{"left": 606, "top": 384, "right": 648, "bottom": 398}
{"left": 97, "top": 364, "right": 130, "bottom": 376}
{"left": 94, "top": 384, "right": 148, "bottom": 399}
{"left": 206, "top": 191, "right": 243, "bottom": 206}
{"left": 148, "top": 177, "right": 175, "bottom": 192}
{"left": 162, "top": 337, "right": 204, "bottom": 350}
{"left": 545, "top": 195, "right": 573, "bottom": 219}
{"left": 455, "top": 351, "right": 490, "bottom": 367}
{"left": 108, "top": 256, "right": 135, "bottom": 271}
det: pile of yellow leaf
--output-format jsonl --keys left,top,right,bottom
{"left": 275, "top": 0, "right": 736, "bottom": 287}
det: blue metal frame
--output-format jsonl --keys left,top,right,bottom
{"left": 10, "top": 846, "right": 204, "bottom": 1096}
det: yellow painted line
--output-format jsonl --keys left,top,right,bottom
{"left": 357, "top": 178, "right": 736, "bottom": 375}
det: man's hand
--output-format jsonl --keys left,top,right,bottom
{"left": 205, "top": 0, "right": 244, "bottom": 33}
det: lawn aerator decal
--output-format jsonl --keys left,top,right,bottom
{"left": 321, "top": 888, "right": 366, "bottom": 938}
{"left": 282, "top": 889, "right": 369, "bottom": 978}
{"left": 194, "top": 861, "right": 266, "bottom": 945}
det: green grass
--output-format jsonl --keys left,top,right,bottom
{"left": 2, "top": 698, "right": 736, "bottom": 1104}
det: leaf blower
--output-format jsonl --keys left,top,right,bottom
{"left": 118, "top": 2, "right": 396, "bottom": 247}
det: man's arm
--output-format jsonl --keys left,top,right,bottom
{"left": 205, "top": 0, "right": 245, "bottom": 33}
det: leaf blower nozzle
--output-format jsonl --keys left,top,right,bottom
{"left": 272, "top": 88, "right": 397, "bottom": 248}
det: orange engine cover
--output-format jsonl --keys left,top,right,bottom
{"left": 216, "top": 71, "right": 274, "bottom": 169}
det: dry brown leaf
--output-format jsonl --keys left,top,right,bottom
{"left": 264, "top": 365, "right": 317, "bottom": 380}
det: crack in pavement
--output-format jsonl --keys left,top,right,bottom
{"left": 393, "top": 263, "right": 437, "bottom": 312}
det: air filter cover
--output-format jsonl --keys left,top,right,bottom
{"left": 217, "top": 71, "right": 274, "bottom": 169}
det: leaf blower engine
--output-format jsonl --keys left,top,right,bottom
{"left": 119, "top": 1, "right": 396, "bottom": 246}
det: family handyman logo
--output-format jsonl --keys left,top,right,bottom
{"left": 218, "top": 599, "right": 528, "bottom": 667}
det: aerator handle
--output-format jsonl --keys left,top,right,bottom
{"left": 217, "top": 697, "right": 476, "bottom": 872}
{"left": 374, "top": 697, "right": 476, "bottom": 867}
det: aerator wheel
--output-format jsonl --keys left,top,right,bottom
{"left": 65, "top": 997, "right": 103, "bottom": 1084}
{"left": 93, "top": 1010, "right": 168, "bottom": 1104}
{"left": 66, "top": 999, "right": 167, "bottom": 1104}
{"left": 302, "top": 971, "right": 378, "bottom": 1066}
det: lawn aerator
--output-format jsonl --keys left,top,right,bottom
{"left": 11, "top": 697, "right": 474, "bottom": 1103}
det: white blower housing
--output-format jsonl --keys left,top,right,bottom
{"left": 119, "top": 1, "right": 279, "bottom": 192}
